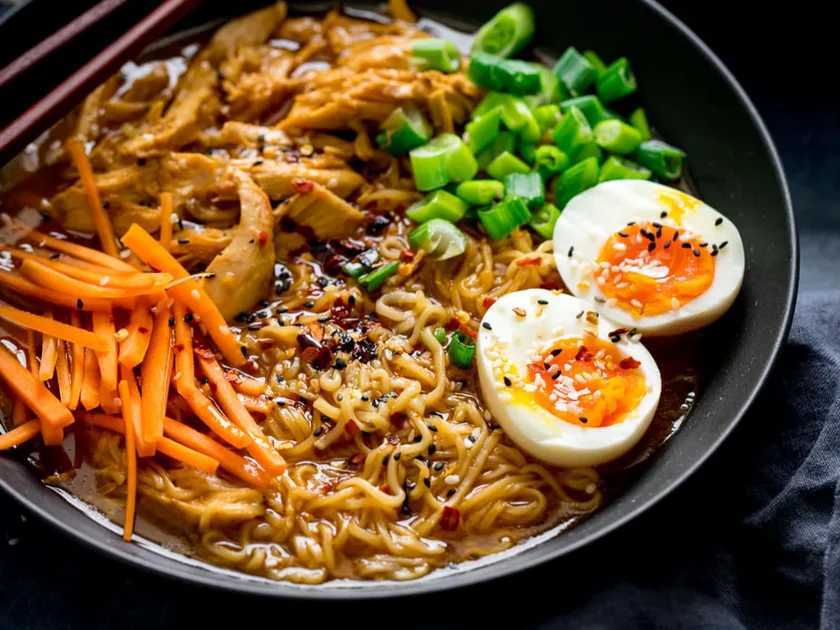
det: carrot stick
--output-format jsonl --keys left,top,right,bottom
{"left": 163, "top": 417, "right": 270, "bottom": 487}
{"left": 0, "top": 420, "right": 41, "bottom": 451}
{"left": 68, "top": 311, "right": 84, "bottom": 410}
{"left": 0, "top": 345, "right": 73, "bottom": 445}
{"left": 91, "top": 311, "right": 117, "bottom": 393}
{"left": 55, "top": 340, "right": 72, "bottom": 406}
{"left": 19, "top": 259, "right": 162, "bottom": 300}
{"left": 11, "top": 398, "right": 28, "bottom": 426}
{"left": 117, "top": 381, "right": 138, "bottom": 542}
{"left": 159, "top": 192, "right": 173, "bottom": 251}
{"left": 140, "top": 300, "right": 173, "bottom": 450}
{"left": 118, "top": 298, "right": 153, "bottom": 369}
{"left": 11, "top": 337, "right": 33, "bottom": 425}
{"left": 177, "top": 388, "right": 252, "bottom": 450}
{"left": 197, "top": 355, "right": 286, "bottom": 475}
{"left": 23, "top": 230, "right": 135, "bottom": 272}
{"left": 0, "top": 304, "right": 109, "bottom": 352}
{"left": 0, "top": 271, "right": 115, "bottom": 311}
{"left": 100, "top": 383, "right": 120, "bottom": 415}
{"left": 239, "top": 394, "right": 273, "bottom": 415}
{"left": 172, "top": 302, "right": 195, "bottom": 386}
{"left": 121, "top": 224, "right": 245, "bottom": 367}
{"left": 82, "top": 413, "right": 220, "bottom": 476}
{"left": 80, "top": 349, "right": 101, "bottom": 410}
{"left": 118, "top": 364, "right": 153, "bottom": 456}
{"left": 26, "top": 330, "right": 38, "bottom": 376}
{"left": 67, "top": 141, "right": 119, "bottom": 259}
{"left": 0, "top": 245, "right": 167, "bottom": 289}
{"left": 38, "top": 316, "right": 58, "bottom": 382}
{"left": 229, "top": 374, "right": 267, "bottom": 397}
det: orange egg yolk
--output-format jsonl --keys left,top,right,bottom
{"left": 596, "top": 222, "right": 715, "bottom": 317}
{"left": 525, "top": 337, "right": 646, "bottom": 428}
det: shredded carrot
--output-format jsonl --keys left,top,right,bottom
{"left": 100, "top": 383, "right": 120, "bottom": 415}
{"left": 23, "top": 230, "right": 135, "bottom": 272}
{"left": 67, "top": 142, "right": 119, "bottom": 259}
{"left": 91, "top": 311, "right": 118, "bottom": 393}
{"left": 118, "top": 298, "right": 154, "bottom": 368}
{"left": 26, "top": 330, "right": 38, "bottom": 376}
{"left": 0, "top": 345, "right": 73, "bottom": 445}
{"left": 172, "top": 302, "right": 195, "bottom": 386}
{"left": 177, "top": 388, "right": 252, "bottom": 450}
{"left": 0, "top": 271, "right": 114, "bottom": 311}
{"left": 121, "top": 224, "right": 245, "bottom": 367}
{"left": 389, "top": 0, "right": 417, "bottom": 22}
{"left": 19, "top": 258, "right": 159, "bottom": 301}
{"left": 80, "top": 349, "right": 101, "bottom": 410}
{"left": 55, "top": 340, "right": 72, "bottom": 406}
{"left": 11, "top": 398, "right": 28, "bottom": 427}
{"left": 38, "top": 315, "right": 58, "bottom": 382}
{"left": 0, "top": 303, "right": 109, "bottom": 352}
{"left": 140, "top": 300, "right": 173, "bottom": 450}
{"left": 81, "top": 413, "right": 220, "bottom": 476}
{"left": 239, "top": 394, "right": 274, "bottom": 415}
{"left": 117, "top": 381, "right": 138, "bottom": 542}
{"left": 68, "top": 311, "right": 84, "bottom": 410}
{"left": 197, "top": 355, "right": 287, "bottom": 476}
{"left": 159, "top": 192, "right": 173, "bottom": 251}
{"left": 229, "top": 374, "right": 267, "bottom": 397}
{"left": 119, "top": 364, "right": 153, "bottom": 456}
{"left": 12, "top": 332, "right": 38, "bottom": 425}
{"left": 163, "top": 417, "right": 270, "bottom": 488}
{"left": 0, "top": 419, "right": 41, "bottom": 451}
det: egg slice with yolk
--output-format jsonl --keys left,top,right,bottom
{"left": 476, "top": 289, "right": 661, "bottom": 467}
{"left": 553, "top": 180, "right": 745, "bottom": 336}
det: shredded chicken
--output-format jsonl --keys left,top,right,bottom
{"left": 278, "top": 181, "right": 366, "bottom": 239}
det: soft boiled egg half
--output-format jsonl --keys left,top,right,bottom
{"left": 476, "top": 289, "right": 661, "bottom": 467}
{"left": 553, "top": 180, "right": 745, "bottom": 336}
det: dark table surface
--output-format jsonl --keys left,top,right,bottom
{"left": 1, "top": 2, "right": 838, "bottom": 629}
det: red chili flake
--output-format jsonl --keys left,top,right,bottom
{"left": 257, "top": 230, "right": 268, "bottom": 246}
{"left": 482, "top": 296, "right": 497, "bottom": 309}
{"left": 458, "top": 324, "right": 477, "bottom": 340}
{"left": 385, "top": 432, "right": 400, "bottom": 445}
{"left": 528, "top": 362, "right": 546, "bottom": 374}
{"left": 243, "top": 359, "right": 260, "bottom": 375}
{"left": 399, "top": 249, "right": 416, "bottom": 263}
{"left": 348, "top": 453, "right": 363, "bottom": 465}
{"left": 516, "top": 256, "right": 541, "bottom": 267}
{"left": 379, "top": 484, "right": 392, "bottom": 495}
{"left": 301, "top": 346, "right": 320, "bottom": 363}
{"left": 540, "top": 281, "right": 559, "bottom": 291}
{"left": 390, "top": 412, "right": 407, "bottom": 429}
{"left": 446, "top": 316, "right": 461, "bottom": 330}
{"left": 346, "top": 419, "right": 360, "bottom": 436}
{"left": 575, "top": 345, "right": 594, "bottom": 362}
{"left": 194, "top": 345, "right": 216, "bottom": 360}
{"left": 292, "top": 178, "right": 314, "bottom": 194}
{"left": 137, "top": 327, "right": 149, "bottom": 334}
{"left": 440, "top": 505, "right": 461, "bottom": 531}
{"left": 619, "top": 357, "right": 641, "bottom": 370}
{"left": 224, "top": 369, "right": 242, "bottom": 385}
{"left": 173, "top": 343, "right": 185, "bottom": 352}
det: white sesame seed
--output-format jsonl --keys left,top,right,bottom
{"left": 612, "top": 242, "right": 627, "bottom": 251}
{"left": 190, "top": 289, "right": 201, "bottom": 300}
{"left": 671, "top": 297, "right": 680, "bottom": 309}
{"left": 8, "top": 538, "right": 19, "bottom": 546}
{"left": 445, "top": 474, "right": 460, "bottom": 485}
{"left": 631, "top": 299, "right": 643, "bottom": 309}
{"left": 585, "top": 483, "right": 596, "bottom": 494}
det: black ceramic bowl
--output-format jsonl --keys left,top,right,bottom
{"left": 0, "top": 0, "right": 797, "bottom": 599}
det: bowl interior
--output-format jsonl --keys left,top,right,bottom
{"left": 0, "top": 0, "right": 796, "bottom": 598}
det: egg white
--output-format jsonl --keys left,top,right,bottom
{"left": 552, "top": 180, "right": 745, "bottom": 336}
{"left": 476, "top": 289, "right": 661, "bottom": 468}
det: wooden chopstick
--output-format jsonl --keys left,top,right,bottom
{"left": 0, "top": 0, "right": 136, "bottom": 92}
{"left": 0, "top": 0, "right": 205, "bottom": 165}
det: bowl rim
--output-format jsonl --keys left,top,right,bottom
{"left": 0, "top": 0, "right": 798, "bottom": 600}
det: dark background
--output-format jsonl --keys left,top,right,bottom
{"left": 1, "top": 1, "right": 837, "bottom": 628}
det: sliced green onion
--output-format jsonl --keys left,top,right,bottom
{"left": 552, "top": 47, "right": 597, "bottom": 97}
{"left": 596, "top": 57, "right": 637, "bottom": 103}
{"left": 504, "top": 171, "right": 545, "bottom": 209}
{"left": 582, "top": 50, "right": 607, "bottom": 75}
{"left": 341, "top": 261, "right": 366, "bottom": 279}
{"left": 471, "top": 2, "right": 535, "bottom": 58}
{"left": 412, "top": 38, "right": 461, "bottom": 73}
{"left": 559, "top": 95, "right": 611, "bottom": 127}
{"left": 552, "top": 105, "right": 593, "bottom": 157}
{"left": 573, "top": 142, "right": 603, "bottom": 164}
{"left": 467, "top": 53, "right": 543, "bottom": 96}
{"left": 593, "top": 119, "right": 642, "bottom": 155}
{"left": 433, "top": 327, "right": 448, "bottom": 344}
{"left": 408, "top": 218, "right": 467, "bottom": 261}
{"left": 476, "top": 131, "right": 517, "bottom": 170}
{"left": 486, "top": 151, "right": 530, "bottom": 180}
{"left": 472, "top": 91, "right": 508, "bottom": 119}
{"left": 525, "top": 64, "right": 564, "bottom": 107}
{"left": 518, "top": 141, "right": 537, "bottom": 164}
{"left": 533, "top": 104, "right": 561, "bottom": 133}
{"left": 529, "top": 202, "right": 561, "bottom": 239}
{"left": 376, "top": 104, "right": 433, "bottom": 157}
{"left": 554, "top": 156, "right": 599, "bottom": 208}
{"left": 448, "top": 331, "right": 476, "bottom": 368}
{"left": 406, "top": 190, "right": 468, "bottom": 223}
{"left": 410, "top": 133, "right": 478, "bottom": 191}
{"left": 357, "top": 261, "right": 399, "bottom": 292}
{"left": 628, "top": 108, "right": 652, "bottom": 141}
{"left": 471, "top": 93, "right": 540, "bottom": 142}
{"left": 455, "top": 180, "right": 505, "bottom": 205}
{"left": 534, "top": 145, "right": 569, "bottom": 177}
{"left": 465, "top": 109, "right": 501, "bottom": 154}
{"left": 478, "top": 196, "right": 532, "bottom": 240}
{"left": 634, "top": 140, "right": 686, "bottom": 180}
{"left": 598, "top": 155, "right": 652, "bottom": 182}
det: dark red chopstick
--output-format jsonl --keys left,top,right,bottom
{"left": 0, "top": 0, "right": 205, "bottom": 164}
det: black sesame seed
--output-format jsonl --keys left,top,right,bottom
{"left": 711, "top": 249, "right": 719, "bottom": 257}
{"left": 275, "top": 374, "right": 284, "bottom": 382}
{"left": 682, "top": 242, "right": 692, "bottom": 249}
{"left": 610, "top": 335, "right": 621, "bottom": 343}
{"left": 101, "top": 202, "right": 109, "bottom": 210}
{"left": 664, "top": 239, "right": 672, "bottom": 249}
{"left": 252, "top": 160, "right": 264, "bottom": 167}
{"left": 76, "top": 298, "right": 84, "bottom": 310}
{"left": 538, "top": 299, "right": 548, "bottom": 305}
{"left": 627, "top": 221, "right": 636, "bottom": 226}
{"left": 617, "top": 231, "right": 629, "bottom": 238}
{"left": 413, "top": 435, "right": 422, "bottom": 443}
{"left": 348, "top": 295, "right": 356, "bottom": 306}
{"left": 447, "top": 488, "right": 457, "bottom": 498}
{"left": 715, "top": 217, "right": 724, "bottom": 226}
{"left": 423, "top": 477, "right": 431, "bottom": 488}
{"left": 49, "top": 252, "right": 61, "bottom": 260}
{"left": 579, "top": 417, "right": 589, "bottom": 424}
{"left": 482, "top": 322, "right": 492, "bottom": 330}
{"left": 660, "top": 211, "right": 668, "bottom": 218}
{"left": 468, "top": 435, "right": 477, "bottom": 443}
{"left": 333, "top": 358, "right": 347, "bottom": 370}
{"left": 699, "top": 242, "right": 708, "bottom": 248}
{"left": 200, "top": 377, "right": 209, "bottom": 385}
{"left": 276, "top": 306, "right": 288, "bottom": 314}
{"left": 673, "top": 230, "right": 680, "bottom": 240}
{"left": 656, "top": 228, "right": 662, "bottom": 239}
{"left": 647, "top": 242, "right": 656, "bottom": 252}
{"left": 551, "top": 371, "right": 562, "bottom": 380}
{"left": 402, "top": 505, "right": 412, "bottom": 515}
{"left": 361, "top": 394, "right": 369, "bottom": 401}
{"left": 393, "top": 451, "right": 401, "bottom": 461}
{"left": 137, "top": 158, "right": 146, "bottom": 166}
{"left": 177, "top": 238, "right": 190, "bottom": 244}
{"left": 594, "top": 295, "right": 606, "bottom": 303}
{"left": 183, "top": 313, "right": 194, "bottom": 323}
{"left": 550, "top": 348, "right": 562, "bottom": 356}
{"left": 428, "top": 444, "right": 436, "bottom": 456}
{"left": 382, "top": 455, "right": 390, "bottom": 466}
{"left": 503, "top": 376, "right": 512, "bottom": 386}
{"left": 543, "top": 362, "right": 551, "bottom": 370}
{"left": 240, "top": 346, "right": 248, "bottom": 358}
{"left": 719, "top": 241, "right": 729, "bottom": 249}
{"left": 427, "top": 424, "right": 438, "bottom": 432}
{"left": 313, "top": 426, "right": 324, "bottom": 437}
{"left": 693, "top": 248, "right": 701, "bottom": 257}
{"left": 318, "top": 316, "right": 330, "bottom": 323}
{"left": 652, "top": 222, "right": 662, "bottom": 229}
{"left": 576, "top": 311, "right": 584, "bottom": 319}
{"left": 304, "top": 301, "right": 315, "bottom": 308}
{"left": 433, "top": 461, "right": 444, "bottom": 471}
{"left": 568, "top": 246, "right": 574, "bottom": 258}
{"left": 168, "top": 316, "right": 175, "bottom": 326}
